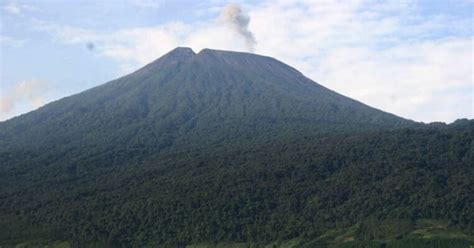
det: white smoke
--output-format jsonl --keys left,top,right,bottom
{"left": 218, "top": 4, "right": 256, "bottom": 52}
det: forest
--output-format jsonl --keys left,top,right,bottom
{"left": 1, "top": 120, "right": 472, "bottom": 247}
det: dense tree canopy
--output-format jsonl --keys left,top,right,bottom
{"left": 1, "top": 121, "right": 472, "bottom": 246}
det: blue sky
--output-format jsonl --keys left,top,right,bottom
{"left": 1, "top": 0, "right": 473, "bottom": 122}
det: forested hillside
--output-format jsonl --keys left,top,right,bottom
{"left": 1, "top": 120, "right": 472, "bottom": 247}
{"left": 0, "top": 48, "right": 472, "bottom": 247}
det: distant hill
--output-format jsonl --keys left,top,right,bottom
{"left": 0, "top": 48, "right": 472, "bottom": 247}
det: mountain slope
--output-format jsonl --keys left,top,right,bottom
{"left": 1, "top": 120, "right": 472, "bottom": 247}
{"left": 1, "top": 48, "right": 471, "bottom": 247}
{"left": 0, "top": 47, "right": 413, "bottom": 154}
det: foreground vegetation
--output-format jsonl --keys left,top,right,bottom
{"left": 1, "top": 121, "right": 472, "bottom": 246}
{"left": 7, "top": 220, "right": 474, "bottom": 247}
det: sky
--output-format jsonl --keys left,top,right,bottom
{"left": 0, "top": 0, "right": 473, "bottom": 123}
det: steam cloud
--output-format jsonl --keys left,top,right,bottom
{"left": 0, "top": 80, "right": 48, "bottom": 121}
{"left": 219, "top": 4, "right": 256, "bottom": 52}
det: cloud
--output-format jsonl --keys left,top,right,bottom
{"left": 28, "top": 0, "right": 473, "bottom": 122}
{"left": 3, "top": 2, "right": 20, "bottom": 15}
{"left": 218, "top": 3, "right": 256, "bottom": 52}
{"left": 313, "top": 38, "right": 473, "bottom": 122}
{"left": 32, "top": 20, "right": 100, "bottom": 44}
{"left": 247, "top": 0, "right": 473, "bottom": 123}
{"left": 33, "top": 4, "right": 256, "bottom": 70}
{"left": 0, "top": 79, "right": 50, "bottom": 121}
{"left": 2, "top": 1, "right": 36, "bottom": 16}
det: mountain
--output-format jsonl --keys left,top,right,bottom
{"left": 0, "top": 48, "right": 472, "bottom": 247}
{"left": 0, "top": 47, "right": 412, "bottom": 153}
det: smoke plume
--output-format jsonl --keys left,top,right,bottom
{"left": 219, "top": 4, "right": 256, "bottom": 52}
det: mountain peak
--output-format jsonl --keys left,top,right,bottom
{"left": 161, "top": 46, "right": 196, "bottom": 61}
{"left": 168, "top": 47, "right": 196, "bottom": 56}
{"left": 139, "top": 47, "right": 195, "bottom": 72}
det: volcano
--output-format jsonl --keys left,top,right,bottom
{"left": 0, "top": 47, "right": 412, "bottom": 152}
{"left": 0, "top": 48, "right": 472, "bottom": 247}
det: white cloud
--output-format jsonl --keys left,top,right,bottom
{"left": 33, "top": 8, "right": 255, "bottom": 73}
{"left": 30, "top": 1, "right": 474, "bottom": 123}
{"left": 314, "top": 38, "right": 473, "bottom": 122}
{"left": 247, "top": 0, "right": 473, "bottom": 123}
{"left": 2, "top": 1, "right": 36, "bottom": 16}
{"left": 3, "top": 3, "right": 20, "bottom": 15}
{"left": 0, "top": 79, "right": 50, "bottom": 121}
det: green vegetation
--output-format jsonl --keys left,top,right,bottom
{"left": 5, "top": 221, "right": 473, "bottom": 248}
{"left": 1, "top": 122, "right": 472, "bottom": 246}
{"left": 0, "top": 48, "right": 472, "bottom": 247}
